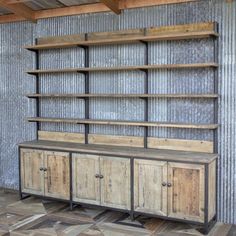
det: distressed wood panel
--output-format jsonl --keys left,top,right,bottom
{"left": 38, "top": 131, "right": 84, "bottom": 143}
{"left": 148, "top": 137, "right": 214, "bottom": 153}
{"left": 134, "top": 159, "right": 167, "bottom": 215}
{"left": 168, "top": 162, "right": 205, "bottom": 222}
{"left": 44, "top": 151, "right": 70, "bottom": 200}
{"left": 20, "top": 149, "right": 44, "bottom": 195}
{"left": 100, "top": 156, "right": 131, "bottom": 210}
{"left": 72, "top": 154, "right": 100, "bottom": 205}
{"left": 88, "top": 134, "right": 144, "bottom": 147}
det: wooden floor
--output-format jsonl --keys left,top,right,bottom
{"left": 0, "top": 189, "right": 234, "bottom": 236}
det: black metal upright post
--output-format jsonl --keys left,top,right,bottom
{"left": 35, "top": 39, "right": 40, "bottom": 139}
{"left": 143, "top": 41, "right": 149, "bottom": 149}
{"left": 84, "top": 36, "right": 90, "bottom": 144}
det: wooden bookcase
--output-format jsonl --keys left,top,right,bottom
{"left": 19, "top": 22, "right": 219, "bottom": 234}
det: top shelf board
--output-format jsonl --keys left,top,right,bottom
{"left": 25, "top": 22, "right": 218, "bottom": 51}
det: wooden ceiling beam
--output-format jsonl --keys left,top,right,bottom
{"left": 0, "top": 0, "right": 197, "bottom": 24}
{"left": 100, "top": 0, "right": 121, "bottom": 14}
{"left": 0, "top": 0, "right": 36, "bottom": 22}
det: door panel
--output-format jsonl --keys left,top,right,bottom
{"left": 44, "top": 151, "right": 70, "bottom": 200}
{"left": 20, "top": 149, "right": 44, "bottom": 195}
{"left": 168, "top": 162, "right": 205, "bottom": 222}
{"left": 134, "top": 159, "right": 167, "bottom": 216}
{"left": 72, "top": 154, "right": 100, "bottom": 205}
{"left": 100, "top": 156, "right": 130, "bottom": 210}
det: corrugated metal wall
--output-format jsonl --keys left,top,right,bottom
{"left": 0, "top": 0, "right": 235, "bottom": 224}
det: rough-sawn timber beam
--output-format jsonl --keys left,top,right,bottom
{"left": 100, "top": 0, "right": 121, "bottom": 14}
{"left": 0, "top": 0, "right": 36, "bottom": 22}
{"left": 0, "top": 0, "right": 197, "bottom": 24}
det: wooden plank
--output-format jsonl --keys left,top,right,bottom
{"left": 26, "top": 93, "right": 219, "bottom": 99}
{"left": 100, "top": 0, "right": 121, "bottom": 14}
{"left": 27, "top": 117, "right": 219, "bottom": 130}
{"left": 88, "top": 134, "right": 144, "bottom": 148}
{"left": 0, "top": 0, "right": 36, "bottom": 22}
{"left": 100, "top": 156, "right": 131, "bottom": 210}
{"left": 19, "top": 140, "right": 218, "bottom": 164}
{"left": 25, "top": 22, "right": 218, "bottom": 50}
{"left": 134, "top": 159, "right": 167, "bottom": 215}
{"left": 72, "top": 153, "right": 100, "bottom": 205}
{"left": 26, "top": 63, "right": 218, "bottom": 75}
{"left": 147, "top": 22, "right": 216, "bottom": 36}
{"left": 148, "top": 137, "right": 214, "bottom": 153}
{"left": 25, "top": 31, "right": 217, "bottom": 50}
{"left": 37, "top": 34, "right": 85, "bottom": 46}
{"left": 119, "top": 0, "right": 196, "bottom": 9}
{"left": 167, "top": 162, "right": 205, "bottom": 223}
{"left": 208, "top": 160, "right": 216, "bottom": 221}
{"left": 44, "top": 151, "right": 70, "bottom": 200}
{"left": 38, "top": 131, "right": 84, "bottom": 143}
{"left": 87, "top": 28, "right": 145, "bottom": 41}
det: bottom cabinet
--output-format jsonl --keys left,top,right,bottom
{"left": 20, "top": 149, "right": 70, "bottom": 200}
{"left": 168, "top": 162, "right": 205, "bottom": 222}
{"left": 134, "top": 159, "right": 215, "bottom": 223}
{"left": 72, "top": 154, "right": 131, "bottom": 210}
{"left": 100, "top": 156, "right": 131, "bottom": 210}
{"left": 134, "top": 159, "right": 168, "bottom": 215}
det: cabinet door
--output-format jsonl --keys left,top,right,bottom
{"left": 168, "top": 162, "right": 205, "bottom": 222}
{"left": 134, "top": 159, "right": 167, "bottom": 216}
{"left": 72, "top": 154, "right": 100, "bottom": 205}
{"left": 100, "top": 156, "right": 130, "bottom": 210}
{"left": 20, "top": 149, "right": 45, "bottom": 196}
{"left": 44, "top": 151, "right": 70, "bottom": 200}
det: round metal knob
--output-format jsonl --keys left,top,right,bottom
{"left": 39, "top": 167, "right": 44, "bottom": 171}
{"left": 167, "top": 183, "right": 172, "bottom": 187}
{"left": 95, "top": 174, "right": 100, "bottom": 178}
{"left": 43, "top": 168, "right": 47, "bottom": 171}
{"left": 99, "top": 175, "right": 104, "bottom": 179}
{"left": 162, "top": 182, "right": 167, "bottom": 187}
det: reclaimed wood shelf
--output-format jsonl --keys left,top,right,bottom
{"left": 26, "top": 93, "right": 219, "bottom": 99}
{"left": 25, "top": 31, "right": 218, "bottom": 51}
{"left": 27, "top": 117, "right": 218, "bottom": 130}
{"left": 27, "top": 63, "right": 218, "bottom": 75}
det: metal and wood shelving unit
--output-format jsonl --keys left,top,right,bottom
{"left": 19, "top": 22, "right": 219, "bottom": 234}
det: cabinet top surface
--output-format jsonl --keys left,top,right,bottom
{"left": 19, "top": 140, "right": 217, "bottom": 164}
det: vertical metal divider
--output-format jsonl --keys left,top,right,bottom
{"left": 213, "top": 22, "right": 219, "bottom": 224}
{"left": 130, "top": 157, "right": 134, "bottom": 220}
{"left": 35, "top": 39, "right": 40, "bottom": 140}
{"left": 83, "top": 36, "right": 89, "bottom": 144}
{"left": 18, "top": 147, "right": 22, "bottom": 199}
{"left": 142, "top": 38, "right": 149, "bottom": 149}
{"left": 204, "top": 163, "right": 209, "bottom": 234}
{"left": 69, "top": 152, "right": 73, "bottom": 210}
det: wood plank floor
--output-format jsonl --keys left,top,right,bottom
{"left": 0, "top": 189, "right": 234, "bottom": 236}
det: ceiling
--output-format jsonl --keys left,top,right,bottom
{"left": 0, "top": 0, "right": 197, "bottom": 23}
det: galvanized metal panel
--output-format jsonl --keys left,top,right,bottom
{"left": 0, "top": 0, "right": 236, "bottom": 224}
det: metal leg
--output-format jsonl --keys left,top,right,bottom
{"left": 70, "top": 202, "right": 74, "bottom": 211}
{"left": 130, "top": 211, "right": 135, "bottom": 221}
{"left": 200, "top": 215, "right": 217, "bottom": 235}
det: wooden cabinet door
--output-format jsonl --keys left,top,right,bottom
{"left": 100, "top": 156, "right": 130, "bottom": 210}
{"left": 20, "top": 149, "right": 45, "bottom": 196}
{"left": 134, "top": 159, "right": 168, "bottom": 216}
{"left": 168, "top": 162, "right": 205, "bottom": 222}
{"left": 72, "top": 154, "right": 100, "bottom": 205}
{"left": 44, "top": 151, "right": 70, "bottom": 200}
